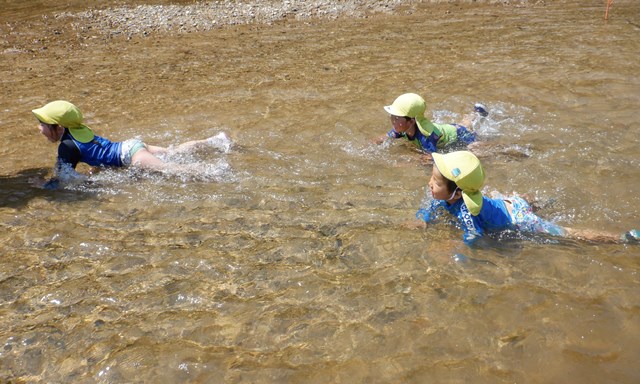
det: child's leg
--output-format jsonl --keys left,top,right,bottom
{"left": 144, "top": 145, "right": 169, "bottom": 155}
{"left": 144, "top": 141, "right": 208, "bottom": 154}
{"left": 563, "top": 227, "right": 626, "bottom": 244}
{"left": 510, "top": 196, "right": 631, "bottom": 244}
{"left": 459, "top": 103, "right": 489, "bottom": 130}
{"left": 146, "top": 137, "right": 224, "bottom": 155}
{"left": 459, "top": 113, "right": 476, "bottom": 129}
{"left": 508, "top": 197, "right": 567, "bottom": 236}
{"left": 450, "top": 124, "right": 476, "bottom": 147}
{"left": 173, "top": 139, "right": 213, "bottom": 153}
{"left": 131, "top": 148, "right": 165, "bottom": 169}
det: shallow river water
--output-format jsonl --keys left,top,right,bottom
{"left": 1, "top": 0, "right": 639, "bottom": 383}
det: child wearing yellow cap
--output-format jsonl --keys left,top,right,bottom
{"left": 374, "top": 93, "right": 486, "bottom": 156}
{"left": 33, "top": 100, "right": 225, "bottom": 188}
{"left": 414, "top": 150, "right": 638, "bottom": 245}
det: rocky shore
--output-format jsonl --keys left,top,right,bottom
{"left": 60, "top": 0, "right": 406, "bottom": 38}
{"left": 53, "top": 0, "right": 537, "bottom": 39}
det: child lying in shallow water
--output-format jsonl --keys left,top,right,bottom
{"left": 410, "top": 150, "right": 638, "bottom": 246}
{"left": 33, "top": 100, "right": 228, "bottom": 188}
{"left": 373, "top": 93, "right": 486, "bottom": 158}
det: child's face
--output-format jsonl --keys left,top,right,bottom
{"left": 390, "top": 114, "right": 413, "bottom": 134}
{"left": 38, "top": 122, "right": 63, "bottom": 143}
{"left": 428, "top": 165, "right": 455, "bottom": 201}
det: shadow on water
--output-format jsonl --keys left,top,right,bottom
{"left": 0, "top": 168, "right": 96, "bottom": 208}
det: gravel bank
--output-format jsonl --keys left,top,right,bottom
{"left": 60, "top": 0, "right": 406, "bottom": 38}
{"left": 58, "top": 0, "right": 540, "bottom": 38}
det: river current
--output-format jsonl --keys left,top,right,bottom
{"left": 1, "top": 1, "right": 639, "bottom": 383}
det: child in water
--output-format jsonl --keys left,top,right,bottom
{"left": 374, "top": 93, "right": 487, "bottom": 157}
{"left": 33, "top": 100, "right": 225, "bottom": 188}
{"left": 413, "top": 150, "right": 638, "bottom": 245}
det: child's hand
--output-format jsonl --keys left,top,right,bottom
{"left": 401, "top": 219, "right": 426, "bottom": 230}
{"left": 88, "top": 166, "right": 101, "bottom": 175}
{"left": 42, "top": 178, "right": 60, "bottom": 190}
{"left": 371, "top": 135, "right": 388, "bottom": 145}
{"left": 418, "top": 153, "right": 433, "bottom": 165}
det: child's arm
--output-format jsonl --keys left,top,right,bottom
{"left": 371, "top": 134, "right": 390, "bottom": 145}
{"left": 401, "top": 219, "right": 427, "bottom": 230}
{"left": 402, "top": 202, "right": 442, "bottom": 230}
{"left": 372, "top": 128, "right": 403, "bottom": 145}
{"left": 43, "top": 160, "right": 88, "bottom": 190}
{"left": 413, "top": 200, "right": 450, "bottom": 224}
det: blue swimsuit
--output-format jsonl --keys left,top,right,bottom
{"left": 387, "top": 124, "right": 476, "bottom": 153}
{"left": 57, "top": 129, "right": 123, "bottom": 170}
{"left": 416, "top": 196, "right": 566, "bottom": 245}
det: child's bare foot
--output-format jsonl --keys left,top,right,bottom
{"left": 206, "top": 132, "right": 232, "bottom": 152}
{"left": 474, "top": 103, "right": 489, "bottom": 117}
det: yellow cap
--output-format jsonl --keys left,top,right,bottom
{"left": 32, "top": 100, "right": 94, "bottom": 143}
{"left": 432, "top": 151, "right": 485, "bottom": 215}
{"left": 383, "top": 93, "right": 436, "bottom": 135}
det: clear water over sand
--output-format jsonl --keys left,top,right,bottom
{"left": 1, "top": 1, "right": 639, "bottom": 382}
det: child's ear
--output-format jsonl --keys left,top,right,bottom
{"left": 454, "top": 189, "right": 463, "bottom": 199}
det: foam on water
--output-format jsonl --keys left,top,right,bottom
{"left": 3, "top": 2, "right": 640, "bottom": 383}
{"left": 55, "top": 132, "right": 236, "bottom": 199}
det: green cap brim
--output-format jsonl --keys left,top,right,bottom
{"left": 432, "top": 153, "right": 450, "bottom": 178}
{"left": 383, "top": 105, "right": 402, "bottom": 116}
{"left": 32, "top": 108, "right": 56, "bottom": 125}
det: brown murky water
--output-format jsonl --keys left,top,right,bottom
{"left": 1, "top": 1, "right": 640, "bottom": 383}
